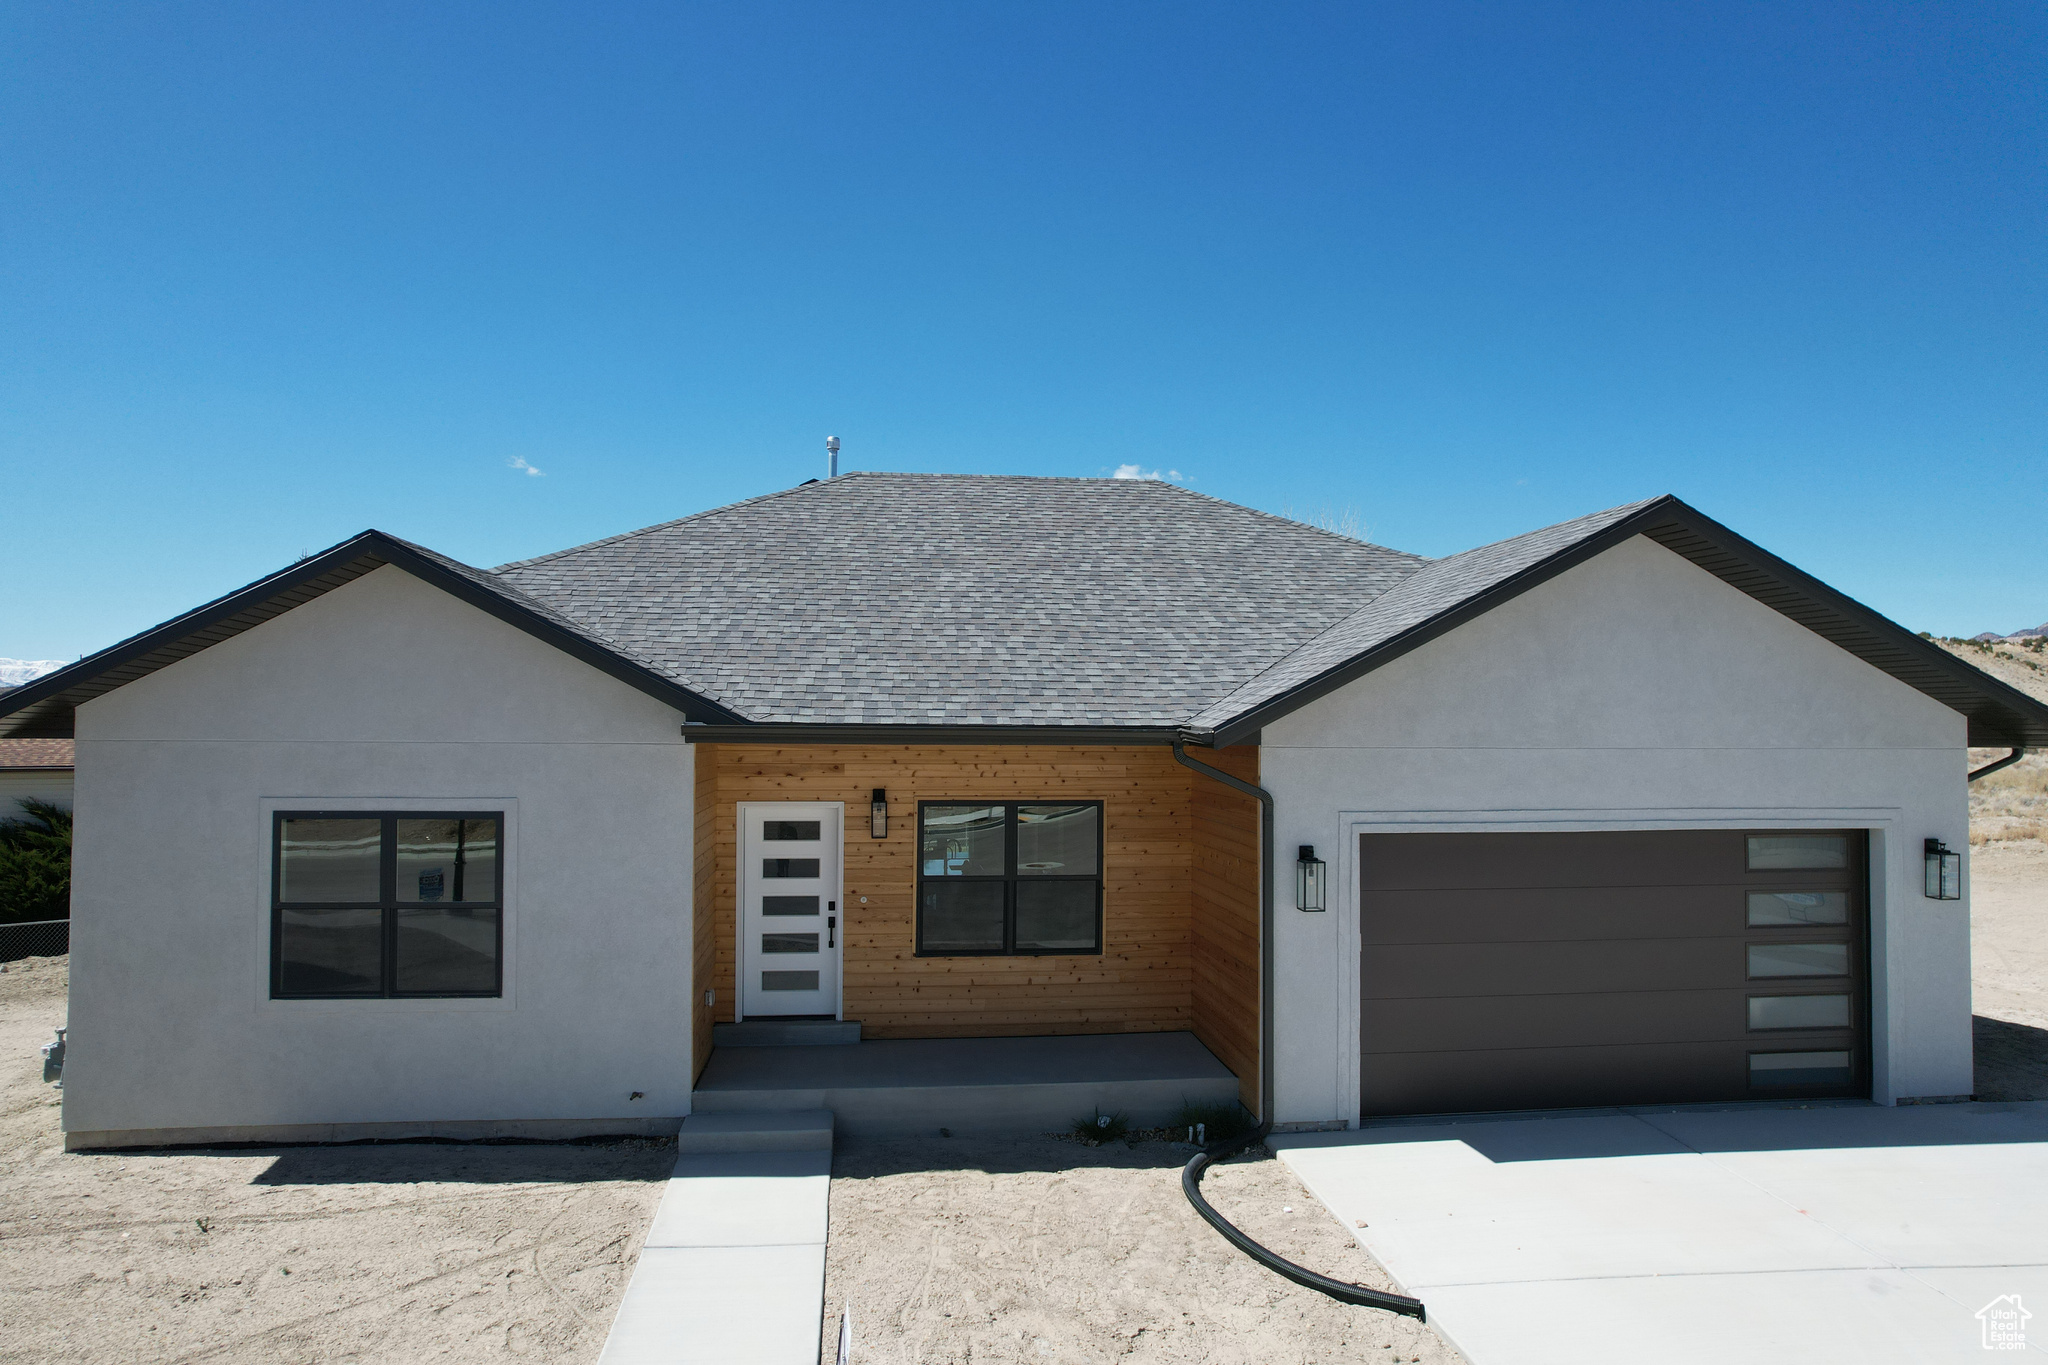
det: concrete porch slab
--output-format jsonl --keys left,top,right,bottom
{"left": 690, "top": 1030, "right": 1240, "bottom": 1137}
{"left": 1271, "top": 1101, "right": 2048, "bottom": 1365}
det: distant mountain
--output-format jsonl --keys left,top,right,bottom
{"left": 1970, "top": 623, "right": 2047, "bottom": 643}
{"left": 0, "top": 659, "right": 65, "bottom": 688}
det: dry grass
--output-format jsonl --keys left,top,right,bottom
{"left": 1936, "top": 638, "right": 2048, "bottom": 849}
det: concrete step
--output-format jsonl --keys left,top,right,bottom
{"left": 713, "top": 1020, "right": 863, "bottom": 1047}
{"left": 677, "top": 1108, "right": 835, "bottom": 1154}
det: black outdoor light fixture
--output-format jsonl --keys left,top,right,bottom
{"left": 871, "top": 788, "right": 889, "bottom": 839}
{"left": 1296, "top": 845, "right": 1327, "bottom": 912}
{"left": 1924, "top": 838, "right": 1961, "bottom": 900}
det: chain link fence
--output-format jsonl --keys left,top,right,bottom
{"left": 0, "top": 918, "right": 69, "bottom": 963}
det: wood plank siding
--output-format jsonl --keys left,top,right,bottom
{"left": 692, "top": 743, "right": 1260, "bottom": 1105}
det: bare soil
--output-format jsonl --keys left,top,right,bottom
{"left": 820, "top": 1133, "right": 1456, "bottom": 1365}
{"left": 0, "top": 956, "right": 672, "bottom": 1364}
{"left": 1971, "top": 842, "right": 2048, "bottom": 1100}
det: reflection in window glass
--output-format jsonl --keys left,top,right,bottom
{"left": 1749, "top": 1051, "right": 1852, "bottom": 1087}
{"left": 763, "top": 821, "right": 821, "bottom": 841}
{"left": 396, "top": 818, "right": 498, "bottom": 904}
{"left": 1747, "top": 891, "right": 1849, "bottom": 926}
{"left": 1746, "top": 835, "right": 1850, "bottom": 871}
{"left": 276, "top": 906, "right": 382, "bottom": 993}
{"left": 1748, "top": 943, "right": 1850, "bottom": 978}
{"left": 1748, "top": 994, "right": 1851, "bottom": 1030}
{"left": 920, "top": 806, "right": 1006, "bottom": 876}
{"left": 920, "top": 881, "right": 1006, "bottom": 951}
{"left": 394, "top": 906, "right": 501, "bottom": 993}
{"left": 762, "top": 859, "right": 820, "bottom": 878}
{"left": 279, "top": 819, "right": 381, "bottom": 903}
{"left": 1015, "top": 881, "right": 1096, "bottom": 950}
{"left": 1017, "top": 805, "right": 1100, "bottom": 876}
{"left": 762, "top": 896, "right": 820, "bottom": 917}
{"left": 761, "top": 933, "right": 819, "bottom": 953}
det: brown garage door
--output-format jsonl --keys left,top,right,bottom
{"left": 1360, "top": 829, "right": 1867, "bottom": 1117}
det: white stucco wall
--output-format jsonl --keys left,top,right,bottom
{"left": 1264, "top": 534, "right": 1970, "bottom": 1125}
{"left": 65, "top": 565, "right": 697, "bottom": 1139}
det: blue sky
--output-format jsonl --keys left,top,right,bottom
{"left": 2, "top": 2, "right": 2042, "bottom": 661}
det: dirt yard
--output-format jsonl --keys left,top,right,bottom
{"left": 0, "top": 956, "right": 673, "bottom": 1364}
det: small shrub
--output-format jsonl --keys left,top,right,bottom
{"left": 1071, "top": 1108, "right": 1129, "bottom": 1144}
{"left": 1174, "top": 1098, "right": 1256, "bottom": 1144}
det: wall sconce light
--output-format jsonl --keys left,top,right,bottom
{"left": 1296, "top": 844, "right": 1327, "bottom": 912}
{"left": 1924, "top": 838, "right": 1960, "bottom": 900}
{"left": 871, "top": 788, "right": 889, "bottom": 840}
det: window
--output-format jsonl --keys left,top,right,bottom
{"left": 272, "top": 812, "right": 503, "bottom": 998}
{"left": 917, "top": 802, "right": 1102, "bottom": 955}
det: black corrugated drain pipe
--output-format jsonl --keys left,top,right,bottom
{"left": 1170, "top": 741, "right": 1426, "bottom": 1321}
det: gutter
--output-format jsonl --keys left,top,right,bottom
{"left": 1170, "top": 741, "right": 1425, "bottom": 1321}
{"left": 1970, "top": 747, "right": 2028, "bottom": 782}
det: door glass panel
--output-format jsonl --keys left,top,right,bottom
{"left": 921, "top": 805, "right": 1006, "bottom": 876}
{"left": 1014, "top": 881, "right": 1097, "bottom": 951}
{"left": 1748, "top": 994, "right": 1851, "bottom": 1030}
{"left": 762, "top": 933, "right": 819, "bottom": 953}
{"left": 278, "top": 819, "right": 381, "bottom": 902}
{"left": 395, "top": 906, "right": 500, "bottom": 992}
{"left": 1748, "top": 943, "right": 1850, "bottom": 978}
{"left": 1750, "top": 1051, "right": 1852, "bottom": 1087}
{"left": 919, "top": 881, "right": 1005, "bottom": 951}
{"left": 1017, "top": 805, "right": 1099, "bottom": 876}
{"left": 276, "top": 906, "right": 382, "bottom": 993}
{"left": 762, "top": 970, "right": 820, "bottom": 991}
{"left": 762, "top": 895, "right": 820, "bottom": 916}
{"left": 763, "top": 821, "right": 821, "bottom": 841}
{"left": 763, "top": 858, "right": 820, "bottom": 878}
{"left": 395, "top": 818, "right": 498, "bottom": 904}
{"left": 1745, "top": 835, "right": 1850, "bottom": 871}
{"left": 1747, "top": 890, "right": 1849, "bottom": 926}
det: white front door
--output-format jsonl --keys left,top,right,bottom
{"left": 738, "top": 802, "right": 843, "bottom": 1019}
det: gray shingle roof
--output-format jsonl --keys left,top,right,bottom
{"left": 494, "top": 473, "right": 1428, "bottom": 726}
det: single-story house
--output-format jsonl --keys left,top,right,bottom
{"left": 0, "top": 737, "right": 74, "bottom": 818}
{"left": 4, "top": 473, "right": 2043, "bottom": 1149}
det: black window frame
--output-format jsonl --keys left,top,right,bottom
{"left": 270, "top": 810, "right": 505, "bottom": 999}
{"left": 915, "top": 800, "right": 1104, "bottom": 957}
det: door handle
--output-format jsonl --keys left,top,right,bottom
{"left": 828, "top": 903, "right": 836, "bottom": 948}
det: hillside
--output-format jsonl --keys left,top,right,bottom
{"left": 1937, "top": 637, "right": 2048, "bottom": 847}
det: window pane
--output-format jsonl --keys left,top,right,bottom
{"left": 1747, "top": 891, "right": 1849, "bottom": 926}
{"left": 763, "top": 821, "right": 821, "bottom": 841}
{"left": 279, "top": 819, "right": 381, "bottom": 903}
{"left": 919, "top": 881, "right": 1006, "bottom": 952}
{"left": 1017, "top": 806, "right": 1099, "bottom": 876}
{"left": 1015, "top": 881, "right": 1098, "bottom": 952}
{"left": 762, "top": 971, "right": 819, "bottom": 991}
{"left": 1746, "top": 835, "right": 1850, "bottom": 871}
{"left": 396, "top": 819, "right": 498, "bottom": 904}
{"left": 1748, "top": 943, "right": 1850, "bottom": 978}
{"left": 762, "top": 933, "right": 819, "bottom": 953}
{"left": 1748, "top": 994, "right": 1851, "bottom": 1030}
{"left": 1750, "top": 1051, "right": 1852, "bottom": 1088}
{"left": 394, "top": 906, "right": 500, "bottom": 993}
{"left": 763, "top": 858, "right": 820, "bottom": 878}
{"left": 762, "top": 896, "right": 820, "bottom": 917}
{"left": 921, "top": 806, "right": 1006, "bottom": 876}
{"left": 276, "top": 906, "right": 382, "bottom": 993}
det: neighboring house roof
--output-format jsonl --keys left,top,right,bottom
{"left": 0, "top": 738, "right": 73, "bottom": 770}
{"left": 4, "top": 475, "right": 2046, "bottom": 748}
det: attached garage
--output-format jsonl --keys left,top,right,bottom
{"left": 1359, "top": 829, "right": 1868, "bottom": 1117}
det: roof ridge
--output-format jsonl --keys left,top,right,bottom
{"left": 1146, "top": 481, "right": 1430, "bottom": 562}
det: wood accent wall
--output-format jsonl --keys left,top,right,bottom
{"left": 694, "top": 743, "right": 1260, "bottom": 1083}
{"left": 1188, "top": 745, "right": 1262, "bottom": 1110}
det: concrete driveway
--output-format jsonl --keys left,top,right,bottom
{"left": 1272, "top": 1102, "right": 2048, "bottom": 1363}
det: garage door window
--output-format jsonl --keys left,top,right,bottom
{"left": 1747, "top": 943, "right": 1850, "bottom": 978}
{"left": 1745, "top": 834, "right": 1850, "bottom": 870}
{"left": 1746, "top": 891, "right": 1848, "bottom": 926}
{"left": 1747, "top": 994, "right": 1851, "bottom": 1030}
{"left": 1750, "top": 1051, "right": 1853, "bottom": 1088}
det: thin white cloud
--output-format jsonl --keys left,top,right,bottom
{"left": 1111, "top": 464, "right": 1187, "bottom": 483}
{"left": 507, "top": 456, "right": 545, "bottom": 477}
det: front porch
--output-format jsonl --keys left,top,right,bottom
{"left": 692, "top": 1026, "right": 1242, "bottom": 1136}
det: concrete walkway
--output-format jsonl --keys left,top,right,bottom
{"left": 598, "top": 1119, "right": 833, "bottom": 1365}
{"left": 1273, "top": 1102, "right": 2048, "bottom": 1364}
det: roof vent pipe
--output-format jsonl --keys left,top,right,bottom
{"left": 826, "top": 435, "right": 839, "bottom": 479}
